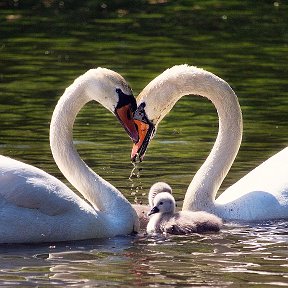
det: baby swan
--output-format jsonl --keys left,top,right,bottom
{"left": 148, "top": 182, "right": 173, "bottom": 207}
{"left": 132, "top": 182, "right": 172, "bottom": 229}
{"left": 147, "top": 192, "right": 222, "bottom": 235}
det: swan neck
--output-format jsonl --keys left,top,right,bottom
{"left": 50, "top": 81, "right": 98, "bottom": 207}
{"left": 49, "top": 80, "right": 130, "bottom": 216}
{"left": 184, "top": 95, "right": 242, "bottom": 212}
{"left": 139, "top": 66, "right": 242, "bottom": 212}
{"left": 180, "top": 71, "right": 242, "bottom": 211}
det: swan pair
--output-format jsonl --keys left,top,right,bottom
{"left": 132, "top": 64, "right": 288, "bottom": 223}
{"left": 1, "top": 65, "right": 287, "bottom": 243}
{"left": 146, "top": 182, "right": 222, "bottom": 235}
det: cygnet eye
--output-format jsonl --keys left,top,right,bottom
{"left": 159, "top": 202, "right": 163, "bottom": 205}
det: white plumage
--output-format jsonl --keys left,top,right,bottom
{"left": 132, "top": 65, "right": 288, "bottom": 221}
{"left": 0, "top": 68, "right": 139, "bottom": 243}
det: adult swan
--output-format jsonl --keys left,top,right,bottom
{"left": 131, "top": 64, "right": 288, "bottom": 222}
{"left": 0, "top": 68, "right": 140, "bottom": 243}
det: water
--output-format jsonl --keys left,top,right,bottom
{"left": 0, "top": 222, "right": 287, "bottom": 287}
{"left": 0, "top": 0, "right": 288, "bottom": 286}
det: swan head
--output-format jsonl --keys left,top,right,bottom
{"left": 130, "top": 65, "right": 190, "bottom": 161}
{"left": 148, "top": 192, "right": 176, "bottom": 216}
{"left": 84, "top": 68, "right": 139, "bottom": 143}
{"left": 131, "top": 102, "right": 156, "bottom": 161}
{"left": 148, "top": 182, "right": 172, "bottom": 207}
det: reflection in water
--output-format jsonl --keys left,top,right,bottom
{"left": 0, "top": 223, "right": 287, "bottom": 287}
{"left": 0, "top": 0, "right": 288, "bottom": 287}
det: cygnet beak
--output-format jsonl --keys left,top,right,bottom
{"left": 148, "top": 206, "right": 160, "bottom": 216}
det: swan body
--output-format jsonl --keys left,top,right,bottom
{"left": 132, "top": 64, "right": 288, "bottom": 222}
{"left": 215, "top": 147, "right": 288, "bottom": 220}
{"left": 0, "top": 68, "right": 140, "bottom": 243}
{"left": 147, "top": 191, "right": 222, "bottom": 235}
{"left": 132, "top": 182, "right": 172, "bottom": 229}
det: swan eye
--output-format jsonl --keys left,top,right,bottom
{"left": 127, "top": 108, "right": 132, "bottom": 120}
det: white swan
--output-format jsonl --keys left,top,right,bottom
{"left": 147, "top": 191, "right": 222, "bottom": 235}
{"left": 0, "top": 68, "right": 140, "bottom": 244}
{"left": 131, "top": 64, "right": 288, "bottom": 222}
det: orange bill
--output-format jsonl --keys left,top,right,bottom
{"left": 115, "top": 104, "right": 139, "bottom": 143}
{"left": 131, "top": 119, "right": 154, "bottom": 162}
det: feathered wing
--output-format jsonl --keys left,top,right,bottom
{"left": 0, "top": 156, "right": 92, "bottom": 216}
{"left": 217, "top": 147, "right": 288, "bottom": 205}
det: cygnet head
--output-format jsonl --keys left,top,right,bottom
{"left": 148, "top": 182, "right": 173, "bottom": 207}
{"left": 148, "top": 192, "right": 176, "bottom": 216}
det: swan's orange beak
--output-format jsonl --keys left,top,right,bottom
{"left": 115, "top": 104, "right": 139, "bottom": 143}
{"left": 131, "top": 119, "right": 155, "bottom": 162}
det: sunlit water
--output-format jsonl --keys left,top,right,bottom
{"left": 0, "top": 222, "right": 287, "bottom": 287}
{"left": 1, "top": 0, "right": 288, "bottom": 286}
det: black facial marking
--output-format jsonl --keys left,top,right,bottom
{"left": 131, "top": 101, "right": 156, "bottom": 162}
{"left": 116, "top": 88, "right": 137, "bottom": 112}
{"left": 133, "top": 102, "right": 149, "bottom": 123}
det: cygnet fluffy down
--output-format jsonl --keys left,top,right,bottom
{"left": 132, "top": 182, "right": 173, "bottom": 229}
{"left": 147, "top": 192, "right": 222, "bottom": 235}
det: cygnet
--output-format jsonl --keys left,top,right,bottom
{"left": 132, "top": 182, "right": 173, "bottom": 229}
{"left": 147, "top": 192, "right": 222, "bottom": 235}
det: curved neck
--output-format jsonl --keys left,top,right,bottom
{"left": 49, "top": 79, "right": 130, "bottom": 214}
{"left": 183, "top": 86, "right": 242, "bottom": 211}
{"left": 139, "top": 65, "right": 242, "bottom": 212}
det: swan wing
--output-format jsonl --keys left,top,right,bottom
{"left": 216, "top": 147, "right": 288, "bottom": 220}
{"left": 0, "top": 156, "right": 90, "bottom": 216}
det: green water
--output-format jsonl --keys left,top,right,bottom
{"left": 0, "top": 1, "right": 288, "bottom": 286}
